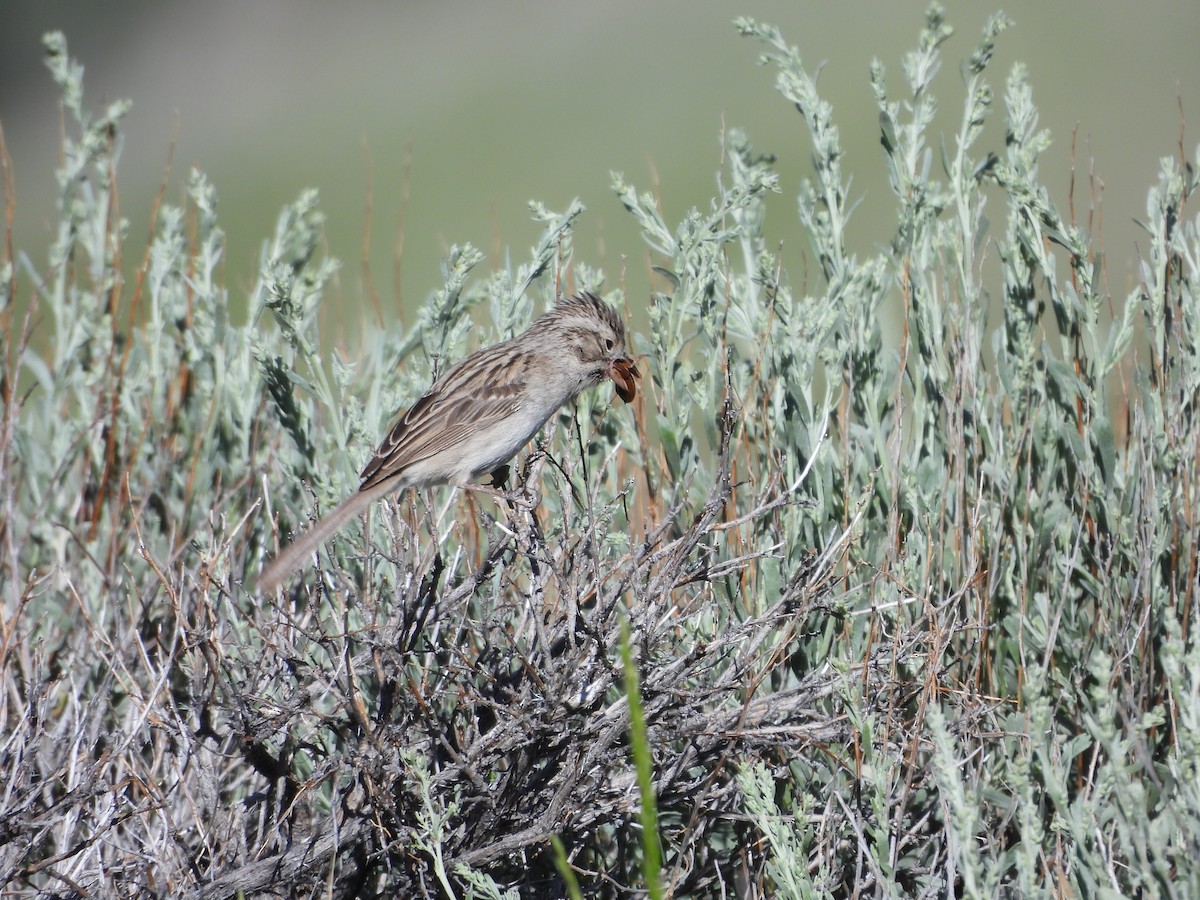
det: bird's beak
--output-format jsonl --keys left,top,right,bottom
{"left": 608, "top": 356, "right": 640, "bottom": 403}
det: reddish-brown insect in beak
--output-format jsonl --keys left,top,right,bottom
{"left": 608, "top": 356, "right": 640, "bottom": 403}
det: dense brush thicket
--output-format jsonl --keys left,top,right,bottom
{"left": 3, "top": 10, "right": 1199, "bottom": 898}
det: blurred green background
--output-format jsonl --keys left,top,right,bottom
{"left": 3, "top": 1, "right": 1197, "bottom": 344}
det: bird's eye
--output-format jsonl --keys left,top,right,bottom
{"left": 604, "top": 338, "right": 614, "bottom": 351}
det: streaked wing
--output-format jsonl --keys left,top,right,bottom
{"left": 359, "top": 340, "right": 532, "bottom": 491}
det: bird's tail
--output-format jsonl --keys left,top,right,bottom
{"left": 257, "top": 480, "right": 398, "bottom": 592}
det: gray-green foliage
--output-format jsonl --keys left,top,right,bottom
{"left": 725, "top": 8, "right": 1200, "bottom": 898}
{"left": 2, "top": 8, "right": 1200, "bottom": 897}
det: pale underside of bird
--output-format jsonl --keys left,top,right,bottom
{"left": 258, "top": 291, "right": 639, "bottom": 591}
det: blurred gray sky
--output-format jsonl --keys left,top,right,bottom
{"left": 3, "top": 1, "right": 1197, "bottom": 343}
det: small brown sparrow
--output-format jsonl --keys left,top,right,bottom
{"left": 259, "top": 291, "right": 639, "bottom": 590}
